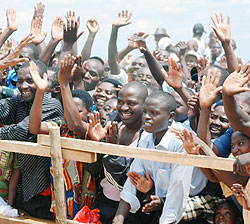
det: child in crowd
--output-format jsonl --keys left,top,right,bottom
{"left": 29, "top": 55, "right": 97, "bottom": 219}
{"left": 214, "top": 199, "right": 243, "bottom": 224}
{"left": 112, "top": 91, "right": 193, "bottom": 224}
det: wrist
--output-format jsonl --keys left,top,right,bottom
{"left": 89, "top": 32, "right": 97, "bottom": 37}
{"left": 112, "top": 25, "right": 119, "bottom": 30}
{"left": 113, "top": 215, "right": 124, "bottom": 223}
{"left": 222, "top": 40, "right": 231, "bottom": 48}
{"left": 200, "top": 105, "right": 211, "bottom": 111}
{"left": 6, "top": 27, "right": 16, "bottom": 33}
{"left": 59, "top": 83, "right": 70, "bottom": 89}
{"left": 51, "top": 37, "right": 61, "bottom": 43}
{"left": 62, "top": 42, "right": 74, "bottom": 51}
{"left": 36, "top": 89, "right": 46, "bottom": 95}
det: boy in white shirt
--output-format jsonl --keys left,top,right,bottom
{"left": 112, "top": 91, "right": 193, "bottom": 224}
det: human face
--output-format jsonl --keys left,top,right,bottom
{"left": 100, "top": 99, "right": 117, "bottom": 124}
{"left": 83, "top": 60, "right": 101, "bottom": 91}
{"left": 135, "top": 67, "right": 153, "bottom": 86}
{"left": 143, "top": 97, "right": 171, "bottom": 138}
{"left": 210, "top": 31, "right": 219, "bottom": 43}
{"left": 93, "top": 82, "right": 117, "bottom": 110}
{"left": 185, "top": 55, "right": 197, "bottom": 72}
{"left": 215, "top": 204, "right": 235, "bottom": 224}
{"left": 171, "top": 91, "right": 188, "bottom": 122}
{"left": 17, "top": 66, "right": 36, "bottom": 102}
{"left": 129, "top": 58, "right": 147, "bottom": 77}
{"left": 209, "top": 106, "right": 229, "bottom": 139}
{"left": 72, "top": 97, "right": 89, "bottom": 122}
{"left": 231, "top": 131, "right": 250, "bottom": 157}
{"left": 103, "top": 63, "right": 110, "bottom": 80}
{"left": 211, "top": 42, "right": 222, "bottom": 58}
{"left": 117, "top": 86, "right": 145, "bottom": 126}
{"left": 158, "top": 50, "right": 169, "bottom": 63}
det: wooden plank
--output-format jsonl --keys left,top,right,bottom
{"left": 0, "top": 140, "right": 96, "bottom": 163}
{"left": 49, "top": 127, "right": 67, "bottom": 224}
{"left": 0, "top": 215, "right": 79, "bottom": 224}
{"left": 38, "top": 135, "right": 235, "bottom": 172}
{"left": 0, "top": 215, "right": 55, "bottom": 224}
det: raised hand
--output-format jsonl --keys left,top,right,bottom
{"left": 0, "top": 33, "right": 34, "bottom": 69}
{"left": 87, "top": 19, "right": 99, "bottom": 34}
{"left": 175, "top": 41, "right": 187, "bottom": 57}
{"left": 231, "top": 183, "right": 250, "bottom": 210}
{"left": 88, "top": 111, "right": 111, "bottom": 142}
{"left": 161, "top": 57, "right": 182, "bottom": 89}
{"left": 127, "top": 32, "right": 149, "bottom": 52}
{"left": 123, "top": 54, "right": 133, "bottom": 66}
{"left": 33, "top": 1, "right": 45, "bottom": 19}
{"left": 106, "top": 121, "right": 120, "bottom": 144}
{"left": 58, "top": 54, "right": 76, "bottom": 87}
{"left": 7, "top": 8, "right": 18, "bottom": 32}
{"left": 199, "top": 69, "right": 222, "bottom": 108}
{"left": 211, "top": 13, "right": 230, "bottom": 43}
{"left": 128, "top": 171, "right": 153, "bottom": 193}
{"left": 196, "top": 56, "right": 209, "bottom": 82}
{"left": 72, "top": 55, "right": 85, "bottom": 88}
{"left": 170, "top": 128, "right": 200, "bottom": 155}
{"left": 187, "top": 93, "right": 200, "bottom": 118}
{"left": 223, "top": 64, "right": 250, "bottom": 96}
{"left": 29, "top": 61, "right": 48, "bottom": 92}
{"left": 112, "top": 10, "right": 132, "bottom": 28}
{"left": 31, "top": 16, "right": 47, "bottom": 45}
{"left": 64, "top": 11, "right": 83, "bottom": 45}
{"left": 142, "top": 195, "right": 162, "bottom": 213}
{"left": 51, "top": 16, "right": 64, "bottom": 41}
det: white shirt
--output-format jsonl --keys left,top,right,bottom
{"left": 193, "top": 37, "right": 206, "bottom": 56}
{"left": 120, "top": 122, "right": 194, "bottom": 224}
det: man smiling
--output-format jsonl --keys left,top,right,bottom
{"left": 0, "top": 60, "right": 63, "bottom": 219}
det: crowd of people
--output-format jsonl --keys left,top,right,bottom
{"left": 0, "top": 2, "right": 250, "bottom": 224}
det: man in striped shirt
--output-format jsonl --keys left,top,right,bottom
{"left": 0, "top": 60, "right": 63, "bottom": 219}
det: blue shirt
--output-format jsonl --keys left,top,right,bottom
{"left": 213, "top": 126, "right": 233, "bottom": 158}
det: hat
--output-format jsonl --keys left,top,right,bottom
{"left": 193, "top": 23, "right": 206, "bottom": 34}
{"left": 184, "top": 50, "right": 200, "bottom": 60}
{"left": 154, "top": 27, "right": 167, "bottom": 36}
{"left": 158, "top": 37, "right": 172, "bottom": 50}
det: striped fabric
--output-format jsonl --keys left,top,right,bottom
{"left": 0, "top": 93, "right": 63, "bottom": 202}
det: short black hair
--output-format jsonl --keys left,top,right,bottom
{"left": 202, "top": 64, "right": 229, "bottom": 86}
{"left": 214, "top": 199, "right": 243, "bottom": 223}
{"left": 71, "top": 89, "right": 93, "bottom": 111}
{"left": 47, "top": 67, "right": 59, "bottom": 89}
{"left": 147, "top": 91, "right": 177, "bottom": 113}
{"left": 18, "top": 60, "right": 47, "bottom": 77}
{"left": 20, "top": 43, "right": 40, "bottom": 60}
{"left": 90, "top": 56, "right": 104, "bottom": 65}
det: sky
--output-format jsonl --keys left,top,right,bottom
{"left": 0, "top": 0, "right": 250, "bottom": 61}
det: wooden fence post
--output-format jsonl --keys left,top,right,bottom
{"left": 49, "top": 127, "right": 67, "bottom": 224}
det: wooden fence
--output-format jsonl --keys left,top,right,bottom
{"left": 0, "top": 126, "right": 248, "bottom": 223}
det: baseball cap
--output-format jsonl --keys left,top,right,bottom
{"left": 193, "top": 23, "right": 206, "bottom": 34}
{"left": 154, "top": 27, "right": 167, "bottom": 36}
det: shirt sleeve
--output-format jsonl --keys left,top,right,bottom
{"left": 0, "top": 97, "right": 18, "bottom": 125}
{"left": 160, "top": 144, "right": 194, "bottom": 224}
{"left": 0, "top": 96, "right": 63, "bottom": 141}
{"left": 213, "top": 126, "right": 233, "bottom": 158}
{"left": 120, "top": 158, "right": 145, "bottom": 213}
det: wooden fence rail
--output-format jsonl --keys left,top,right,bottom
{"left": 0, "top": 127, "right": 247, "bottom": 223}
